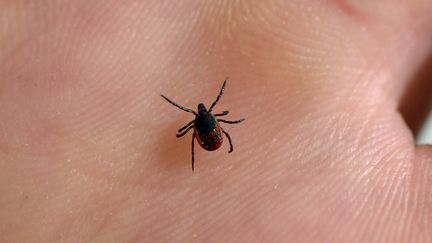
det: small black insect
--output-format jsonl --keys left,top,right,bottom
{"left": 161, "top": 79, "right": 245, "bottom": 171}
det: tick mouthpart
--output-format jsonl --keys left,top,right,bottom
{"left": 198, "top": 103, "right": 207, "bottom": 112}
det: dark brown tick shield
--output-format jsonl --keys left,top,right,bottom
{"left": 161, "top": 79, "right": 245, "bottom": 171}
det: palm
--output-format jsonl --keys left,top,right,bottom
{"left": 1, "top": 1, "right": 432, "bottom": 242}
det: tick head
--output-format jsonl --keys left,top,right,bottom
{"left": 198, "top": 103, "right": 207, "bottom": 113}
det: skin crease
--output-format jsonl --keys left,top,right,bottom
{"left": 1, "top": 0, "right": 432, "bottom": 242}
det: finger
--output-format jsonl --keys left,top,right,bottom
{"left": 398, "top": 57, "right": 432, "bottom": 136}
{"left": 409, "top": 146, "right": 432, "bottom": 233}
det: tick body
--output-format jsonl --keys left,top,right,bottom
{"left": 161, "top": 79, "right": 245, "bottom": 171}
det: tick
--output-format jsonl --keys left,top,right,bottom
{"left": 161, "top": 79, "right": 245, "bottom": 171}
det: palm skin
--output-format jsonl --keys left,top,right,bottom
{"left": 1, "top": 1, "right": 432, "bottom": 242}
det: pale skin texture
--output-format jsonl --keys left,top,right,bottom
{"left": 1, "top": 1, "right": 432, "bottom": 242}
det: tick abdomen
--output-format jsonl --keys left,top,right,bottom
{"left": 194, "top": 111, "right": 223, "bottom": 151}
{"left": 194, "top": 125, "right": 223, "bottom": 151}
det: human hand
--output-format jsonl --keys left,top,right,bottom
{"left": 1, "top": 1, "right": 432, "bottom": 242}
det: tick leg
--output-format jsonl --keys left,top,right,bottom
{"left": 217, "top": 118, "right": 245, "bottom": 124}
{"left": 208, "top": 79, "right": 227, "bottom": 112}
{"left": 177, "top": 125, "right": 194, "bottom": 138}
{"left": 192, "top": 133, "right": 195, "bottom": 171}
{"left": 178, "top": 120, "right": 194, "bottom": 133}
{"left": 214, "top": 110, "right": 229, "bottom": 117}
{"left": 222, "top": 129, "right": 234, "bottom": 153}
{"left": 160, "top": 94, "right": 197, "bottom": 115}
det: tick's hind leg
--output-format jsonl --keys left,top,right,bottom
{"left": 192, "top": 133, "right": 196, "bottom": 171}
{"left": 217, "top": 118, "right": 245, "bottom": 124}
{"left": 222, "top": 129, "right": 234, "bottom": 153}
